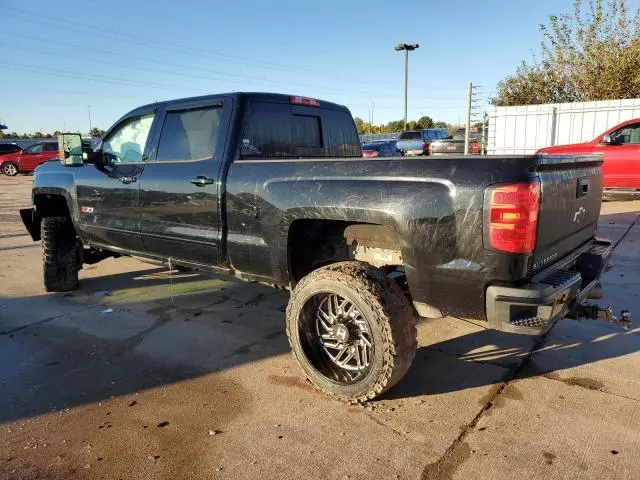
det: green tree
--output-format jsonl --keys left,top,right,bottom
{"left": 416, "top": 116, "right": 434, "bottom": 129}
{"left": 433, "top": 121, "right": 449, "bottom": 129}
{"left": 494, "top": 0, "right": 640, "bottom": 106}
{"left": 33, "top": 132, "right": 44, "bottom": 139}
{"left": 386, "top": 120, "right": 405, "bottom": 132}
{"left": 91, "top": 127, "right": 105, "bottom": 137}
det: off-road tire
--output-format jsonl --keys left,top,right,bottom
{"left": 2, "top": 162, "right": 18, "bottom": 176}
{"left": 42, "top": 216, "right": 79, "bottom": 292}
{"left": 286, "top": 261, "right": 417, "bottom": 402}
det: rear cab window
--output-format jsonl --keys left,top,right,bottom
{"left": 399, "top": 131, "right": 421, "bottom": 140}
{"left": 241, "top": 100, "right": 360, "bottom": 158}
{"left": 156, "top": 106, "right": 222, "bottom": 161}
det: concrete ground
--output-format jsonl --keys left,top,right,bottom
{"left": 0, "top": 173, "right": 639, "bottom": 480}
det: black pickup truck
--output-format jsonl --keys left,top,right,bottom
{"left": 21, "top": 92, "right": 613, "bottom": 402}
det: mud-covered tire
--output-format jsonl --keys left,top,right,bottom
{"left": 2, "top": 162, "right": 18, "bottom": 176}
{"left": 286, "top": 261, "right": 417, "bottom": 402}
{"left": 41, "top": 216, "right": 79, "bottom": 292}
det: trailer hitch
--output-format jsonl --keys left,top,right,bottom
{"left": 570, "top": 303, "right": 632, "bottom": 330}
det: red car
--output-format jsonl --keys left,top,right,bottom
{"left": 0, "top": 141, "right": 59, "bottom": 176}
{"left": 537, "top": 118, "right": 640, "bottom": 196}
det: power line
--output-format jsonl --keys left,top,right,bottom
{"left": 6, "top": 7, "right": 468, "bottom": 94}
{"left": 5, "top": 7, "right": 399, "bottom": 88}
{"left": 6, "top": 40, "right": 465, "bottom": 101}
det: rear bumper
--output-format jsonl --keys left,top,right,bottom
{"left": 486, "top": 238, "right": 612, "bottom": 335}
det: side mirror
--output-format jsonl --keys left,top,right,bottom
{"left": 57, "top": 133, "right": 83, "bottom": 166}
{"left": 601, "top": 134, "right": 613, "bottom": 145}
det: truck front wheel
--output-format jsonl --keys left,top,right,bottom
{"left": 41, "top": 216, "right": 79, "bottom": 292}
{"left": 286, "top": 261, "right": 416, "bottom": 402}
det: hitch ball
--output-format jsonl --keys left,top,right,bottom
{"left": 619, "top": 310, "right": 632, "bottom": 331}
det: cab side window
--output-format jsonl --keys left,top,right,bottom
{"left": 103, "top": 114, "right": 154, "bottom": 163}
{"left": 611, "top": 123, "right": 640, "bottom": 145}
{"left": 43, "top": 143, "right": 58, "bottom": 152}
{"left": 156, "top": 107, "right": 221, "bottom": 161}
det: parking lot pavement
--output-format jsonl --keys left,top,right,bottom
{"left": 1, "top": 174, "right": 639, "bottom": 480}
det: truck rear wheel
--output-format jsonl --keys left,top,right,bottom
{"left": 42, "top": 216, "right": 79, "bottom": 292}
{"left": 286, "top": 261, "right": 416, "bottom": 402}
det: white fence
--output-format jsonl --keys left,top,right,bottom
{"left": 487, "top": 98, "right": 640, "bottom": 155}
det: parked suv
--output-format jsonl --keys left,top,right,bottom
{"left": 396, "top": 129, "right": 446, "bottom": 156}
{"left": 0, "top": 141, "right": 58, "bottom": 176}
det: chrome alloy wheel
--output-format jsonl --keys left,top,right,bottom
{"left": 313, "top": 293, "right": 373, "bottom": 382}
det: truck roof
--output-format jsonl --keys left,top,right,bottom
{"left": 130, "top": 92, "right": 350, "bottom": 115}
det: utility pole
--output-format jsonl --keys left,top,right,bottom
{"left": 371, "top": 102, "right": 374, "bottom": 130}
{"left": 394, "top": 43, "right": 419, "bottom": 130}
{"left": 464, "top": 82, "right": 472, "bottom": 155}
{"left": 88, "top": 104, "right": 93, "bottom": 137}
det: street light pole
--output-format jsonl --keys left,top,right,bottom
{"left": 394, "top": 43, "right": 419, "bottom": 130}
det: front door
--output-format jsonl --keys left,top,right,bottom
{"left": 595, "top": 121, "right": 640, "bottom": 189}
{"left": 75, "top": 112, "right": 156, "bottom": 253}
{"left": 139, "top": 98, "right": 228, "bottom": 266}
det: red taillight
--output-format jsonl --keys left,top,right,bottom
{"left": 289, "top": 96, "right": 320, "bottom": 107}
{"left": 362, "top": 150, "right": 378, "bottom": 158}
{"left": 421, "top": 141, "right": 427, "bottom": 151}
{"left": 428, "top": 143, "right": 433, "bottom": 155}
{"left": 486, "top": 181, "right": 540, "bottom": 254}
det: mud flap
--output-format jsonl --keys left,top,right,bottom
{"left": 20, "top": 208, "right": 41, "bottom": 241}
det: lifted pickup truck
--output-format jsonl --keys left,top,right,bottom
{"left": 21, "top": 93, "right": 614, "bottom": 402}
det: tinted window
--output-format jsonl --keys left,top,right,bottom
{"left": 242, "top": 103, "right": 360, "bottom": 157}
{"left": 611, "top": 123, "right": 640, "bottom": 145}
{"left": 43, "top": 142, "right": 59, "bottom": 152}
{"left": 322, "top": 109, "right": 361, "bottom": 156}
{"left": 156, "top": 107, "right": 221, "bottom": 161}
{"left": 103, "top": 114, "right": 154, "bottom": 163}
{"left": 399, "top": 131, "right": 421, "bottom": 140}
{"left": 362, "top": 143, "right": 381, "bottom": 151}
{"left": 423, "top": 130, "right": 437, "bottom": 140}
{"left": 24, "top": 144, "right": 44, "bottom": 154}
{"left": 0, "top": 144, "right": 20, "bottom": 154}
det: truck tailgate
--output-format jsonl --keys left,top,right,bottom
{"left": 532, "top": 154, "right": 604, "bottom": 272}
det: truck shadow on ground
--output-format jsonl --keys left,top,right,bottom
{"left": 385, "top": 318, "right": 639, "bottom": 400}
{"left": 0, "top": 263, "right": 638, "bottom": 424}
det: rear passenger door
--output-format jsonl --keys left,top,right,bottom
{"left": 138, "top": 98, "right": 231, "bottom": 266}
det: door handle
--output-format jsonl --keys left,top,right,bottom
{"left": 121, "top": 175, "right": 137, "bottom": 184}
{"left": 190, "top": 176, "right": 215, "bottom": 186}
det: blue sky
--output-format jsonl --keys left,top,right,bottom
{"left": 1, "top": 0, "right": 638, "bottom": 134}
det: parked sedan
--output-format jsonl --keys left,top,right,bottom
{"left": 362, "top": 142, "right": 396, "bottom": 158}
{"left": 370, "top": 139, "right": 399, "bottom": 153}
{"left": 537, "top": 118, "right": 640, "bottom": 196}
{"left": 429, "top": 129, "right": 485, "bottom": 155}
{"left": 0, "top": 143, "right": 22, "bottom": 156}
{"left": 0, "top": 141, "right": 58, "bottom": 176}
